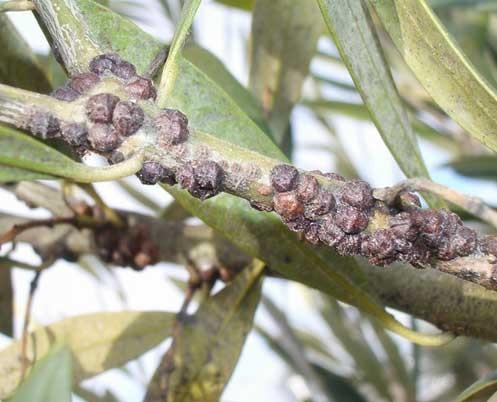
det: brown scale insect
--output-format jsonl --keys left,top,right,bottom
{"left": 89, "top": 54, "right": 119, "bottom": 75}
{"left": 125, "top": 76, "right": 157, "bottom": 100}
{"left": 69, "top": 72, "right": 100, "bottom": 94}
{"left": 303, "top": 190, "right": 335, "bottom": 221}
{"left": 60, "top": 123, "right": 88, "bottom": 147}
{"left": 285, "top": 216, "right": 309, "bottom": 233}
{"left": 155, "top": 109, "right": 189, "bottom": 145}
{"left": 88, "top": 123, "right": 121, "bottom": 152}
{"left": 480, "top": 235, "right": 497, "bottom": 257}
{"left": 389, "top": 212, "right": 418, "bottom": 242}
{"left": 176, "top": 161, "right": 224, "bottom": 200}
{"left": 194, "top": 160, "right": 224, "bottom": 199}
{"left": 439, "top": 226, "right": 477, "bottom": 260}
{"left": 340, "top": 180, "right": 374, "bottom": 210}
{"left": 361, "top": 229, "right": 397, "bottom": 265}
{"left": 86, "top": 93, "right": 120, "bottom": 123}
{"left": 112, "top": 101, "right": 145, "bottom": 136}
{"left": 136, "top": 161, "right": 165, "bottom": 185}
{"left": 270, "top": 164, "right": 299, "bottom": 193}
{"left": 111, "top": 60, "right": 137, "bottom": 80}
{"left": 335, "top": 204, "right": 369, "bottom": 234}
{"left": 318, "top": 216, "right": 345, "bottom": 247}
{"left": 51, "top": 86, "right": 80, "bottom": 102}
{"left": 335, "top": 234, "right": 362, "bottom": 256}
{"left": 273, "top": 191, "right": 304, "bottom": 221}
{"left": 176, "top": 163, "right": 196, "bottom": 191}
{"left": 296, "top": 174, "right": 319, "bottom": 203}
{"left": 26, "top": 111, "right": 60, "bottom": 139}
{"left": 304, "top": 222, "right": 321, "bottom": 245}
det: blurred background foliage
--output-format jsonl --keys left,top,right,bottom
{"left": 2, "top": 0, "right": 497, "bottom": 401}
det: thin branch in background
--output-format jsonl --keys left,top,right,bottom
{"left": 0, "top": 1, "right": 34, "bottom": 12}
{"left": 20, "top": 268, "right": 42, "bottom": 379}
{"left": 0, "top": 216, "right": 78, "bottom": 246}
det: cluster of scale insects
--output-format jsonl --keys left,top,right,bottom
{"left": 263, "top": 164, "right": 497, "bottom": 267}
{"left": 18, "top": 53, "right": 497, "bottom": 268}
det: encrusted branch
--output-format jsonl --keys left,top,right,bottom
{"left": 2, "top": 53, "right": 497, "bottom": 293}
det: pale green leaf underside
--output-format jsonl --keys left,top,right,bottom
{"left": 370, "top": 0, "right": 497, "bottom": 154}
{"left": 0, "top": 311, "right": 174, "bottom": 399}
{"left": 317, "top": 0, "right": 430, "bottom": 181}
{"left": 7, "top": 345, "right": 72, "bottom": 402}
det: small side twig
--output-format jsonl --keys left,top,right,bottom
{"left": 0, "top": 215, "right": 98, "bottom": 246}
{"left": 374, "top": 177, "right": 497, "bottom": 229}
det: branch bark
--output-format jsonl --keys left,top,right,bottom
{"left": 2, "top": 81, "right": 497, "bottom": 293}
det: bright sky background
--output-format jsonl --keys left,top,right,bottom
{"left": 2, "top": 1, "right": 497, "bottom": 401}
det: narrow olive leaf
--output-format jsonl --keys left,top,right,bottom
{"left": 213, "top": 0, "right": 254, "bottom": 10}
{"left": 316, "top": 0, "right": 432, "bottom": 188}
{"left": 446, "top": 155, "right": 497, "bottom": 180}
{"left": 35, "top": 0, "right": 450, "bottom": 345}
{"left": 0, "top": 267, "right": 13, "bottom": 336}
{"left": 0, "top": 311, "right": 175, "bottom": 399}
{"left": 183, "top": 46, "right": 272, "bottom": 137}
{"left": 0, "top": 165, "right": 56, "bottom": 182}
{"left": 249, "top": 0, "right": 323, "bottom": 149}
{"left": 312, "top": 364, "right": 369, "bottom": 402}
{"left": 147, "top": 261, "right": 264, "bottom": 402}
{"left": 455, "top": 370, "right": 497, "bottom": 402}
{"left": 157, "top": 0, "right": 201, "bottom": 104}
{"left": 0, "top": 125, "right": 143, "bottom": 183}
{"left": 320, "top": 298, "right": 392, "bottom": 401}
{"left": 369, "top": 0, "right": 497, "bottom": 153}
{"left": 7, "top": 345, "right": 72, "bottom": 402}
{"left": 0, "top": 14, "right": 52, "bottom": 93}
{"left": 429, "top": 0, "right": 497, "bottom": 8}
{"left": 256, "top": 326, "right": 364, "bottom": 402}
{"left": 371, "top": 321, "right": 415, "bottom": 402}
{"left": 441, "top": 10, "right": 497, "bottom": 89}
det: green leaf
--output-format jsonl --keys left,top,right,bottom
{"left": 320, "top": 298, "right": 392, "bottom": 401}
{"left": 0, "top": 267, "right": 13, "bottom": 336}
{"left": 316, "top": 0, "right": 432, "bottom": 189}
{"left": 371, "top": 321, "right": 415, "bottom": 401}
{"left": 249, "top": 0, "right": 323, "bottom": 150}
{"left": 305, "top": 99, "right": 458, "bottom": 152}
{"left": 0, "top": 14, "right": 52, "bottom": 93}
{"left": 312, "top": 364, "right": 368, "bottom": 402}
{"left": 34, "top": 0, "right": 451, "bottom": 346}
{"left": 0, "top": 125, "right": 143, "bottom": 183}
{"left": 157, "top": 0, "right": 201, "bottom": 105}
{"left": 455, "top": 370, "right": 497, "bottom": 402}
{"left": 214, "top": 0, "right": 254, "bottom": 10}
{"left": 0, "top": 311, "right": 175, "bottom": 399}
{"left": 183, "top": 45, "right": 272, "bottom": 137}
{"left": 146, "top": 261, "right": 264, "bottom": 402}
{"left": 446, "top": 155, "right": 497, "bottom": 180}
{"left": 369, "top": 0, "right": 497, "bottom": 154}
{"left": 0, "top": 165, "right": 56, "bottom": 183}
{"left": 7, "top": 344, "right": 72, "bottom": 402}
